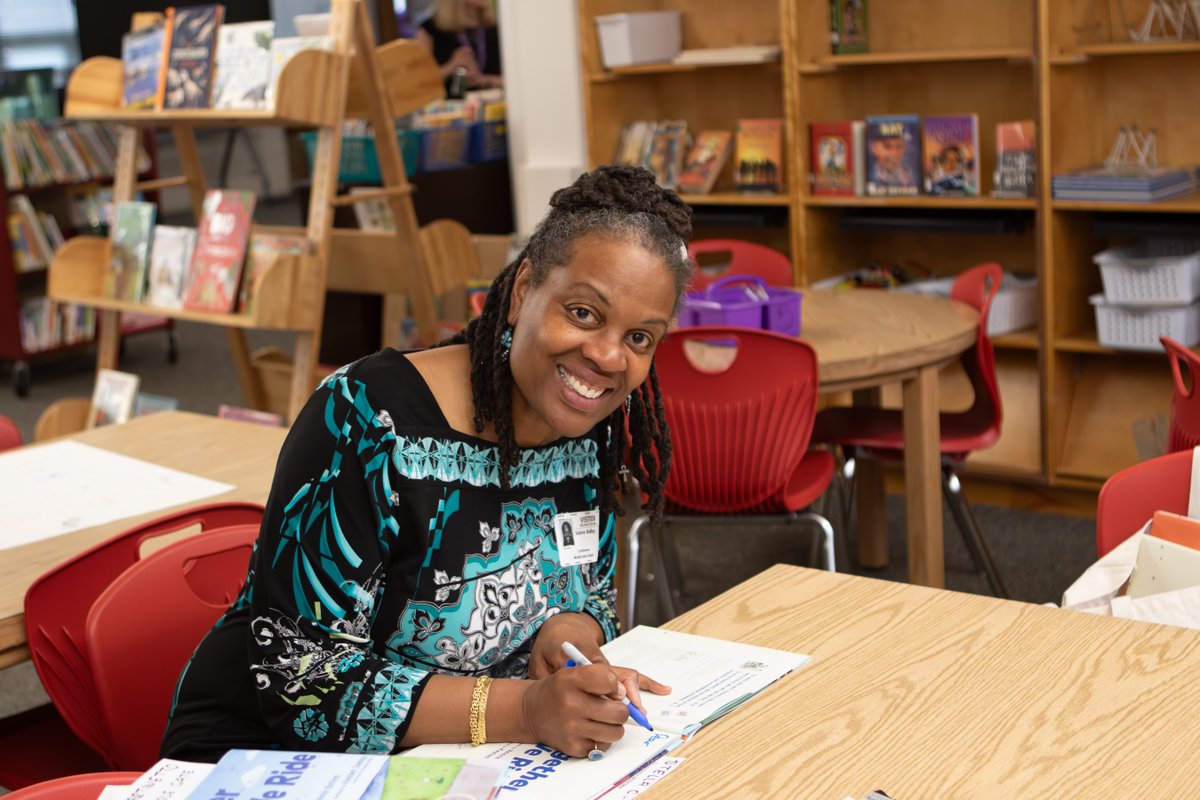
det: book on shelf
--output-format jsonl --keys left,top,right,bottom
{"left": 122, "top": 24, "right": 166, "bottom": 109}
{"left": 831, "top": 0, "right": 868, "bottom": 54}
{"left": 146, "top": 225, "right": 199, "bottom": 309}
{"left": 612, "top": 120, "right": 654, "bottom": 168}
{"left": 6, "top": 195, "right": 57, "bottom": 271}
{"left": 734, "top": 118, "right": 784, "bottom": 194}
{"left": 1052, "top": 164, "right": 1196, "bottom": 201}
{"left": 993, "top": 120, "right": 1036, "bottom": 198}
{"left": 159, "top": 4, "right": 225, "bottom": 109}
{"left": 350, "top": 187, "right": 397, "bottom": 232}
{"left": 922, "top": 113, "right": 979, "bottom": 197}
{"left": 239, "top": 231, "right": 310, "bottom": 315}
{"left": 19, "top": 298, "right": 94, "bottom": 354}
{"left": 677, "top": 130, "right": 733, "bottom": 195}
{"left": 865, "top": 113, "right": 920, "bottom": 197}
{"left": 810, "top": 120, "right": 864, "bottom": 197}
{"left": 643, "top": 120, "right": 688, "bottom": 190}
{"left": 403, "top": 625, "right": 809, "bottom": 799}
{"left": 265, "top": 35, "right": 333, "bottom": 108}
{"left": 183, "top": 189, "right": 256, "bottom": 313}
{"left": 0, "top": 119, "right": 150, "bottom": 190}
{"left": 88, "top": 368, "right": 141, "bottom": 429}
{"left": 217, "top": 404, "right": 283, "bottom": 426}
{"left": 107, "top": 201, "right": 157, "bottom": 303}
{"left": 212, "top": 20, "right": 276, "bottom": 110}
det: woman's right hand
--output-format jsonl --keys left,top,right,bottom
{"left": 520, "top": 664, "right": 631, "bottom": 758}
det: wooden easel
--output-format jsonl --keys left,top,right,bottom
{"left": 54, "top": 0, "right": 443, "bottom": 421}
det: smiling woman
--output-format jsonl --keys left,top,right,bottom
{"left": 160, "top": 166, "right": 693, "bottom": 765}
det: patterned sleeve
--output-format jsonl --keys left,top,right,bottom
{"left": 582, "top": 511, "right": 621, "bottom": 641}
{"left": 247, "top": 371, "right": 429, "bottom": 753}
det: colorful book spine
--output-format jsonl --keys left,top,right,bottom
{"left": 865, "top": 114, "right": 920, "bottom": 197}
{"left": 993, "top": 120, "right": 1036, "bottom": 198}
{"left": 183, "top": 189, "right": 256, "bottom": 313}
{"left": 922, "top": 113, "right": 979, "bottom": 196}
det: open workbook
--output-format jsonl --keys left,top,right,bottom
{"left": 401, "top": 625, "right": 810, "bottom": 799}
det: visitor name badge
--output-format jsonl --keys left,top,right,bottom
{"left": 555, "top": 509, "right": 600, "bottom": 567}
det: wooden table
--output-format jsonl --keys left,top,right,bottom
{"left": 653, "top": 564, "right": 1200, "bottom": 797}
{"left": 803, "top": 290, "right": 978, "bottom": 587}
{"left": 0, "top": 411, "right": 286, "bottom": 669}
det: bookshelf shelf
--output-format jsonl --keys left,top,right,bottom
{"left": 803, "top": 195, "right": 1037, "bottom": 210}
{"left": 801, "top": 47, "right": 1032, "bottom": 73}
{"left": 1052, "top": 41, "right": 1200, "bottom": 64}
{"left": 590, "top": 57, "right": 781, "bottom": 82}
{"left": 1050, "top": 192, "right": 1200, "bottom": 213}
{"left": 992, "top": 329, "right": 1040, "bottom": 350}
{"left": 683, "top": 192, "right": 791, "bottom": 207}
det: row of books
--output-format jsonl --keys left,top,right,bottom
{"left": 612, "top": 118, "right": 784, "bottom": 194}
{"left": 108, "top": 189, "right": 310, "bottom": 314}
{"left": 7, "top": 195, "right": 65, "bottom": 273}
{"left": 0, "top": 119, "right": 151, "bottom": 191}
{"left": 123, "top": 5, "right": 332, "bottom": 112}
{"left": 810, "top": 115, "right": 1036, "bottom": 199}
{"left": 19, "top": 296, "right": 95, "bottom": 355}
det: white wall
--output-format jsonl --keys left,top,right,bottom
{"left": 497, "top": 0, "right": 588, "bottom": 236}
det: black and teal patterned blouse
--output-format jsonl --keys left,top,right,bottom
{"left": 161, "top": 349, "right": 620, "bottom": 761}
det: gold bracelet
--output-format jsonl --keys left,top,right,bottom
{"left": 469, "top": 675, "right": 492, "bottom": 746}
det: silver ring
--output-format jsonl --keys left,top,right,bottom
{"left": 588, "top": 744, "right": 605, "bottom": 761}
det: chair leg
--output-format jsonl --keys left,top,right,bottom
{"left": 624, "top": 514, "right": 650, "bottom": 628}
{"left": 791, "top": 510, "right": 837, "bottom": 572}
{"left": 648, "top": 523, "right": 681, "bottom": 620}
{"left": 942, "top": 466, "right": 1009, "bottom": 598}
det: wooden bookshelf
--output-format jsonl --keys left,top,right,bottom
{"left": 801, "top": 46, "right": 1032, "bottom": 73}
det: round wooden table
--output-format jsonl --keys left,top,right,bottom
{"left": 802, "top": 290, "right": 979, "bottom": 588}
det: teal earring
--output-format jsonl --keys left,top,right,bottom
{"left": 500, "top": 325, "right": 513, "bottom": 361}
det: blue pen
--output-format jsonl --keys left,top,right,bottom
{"left": 561, "top": 641, "right": 654, "bottom": 732}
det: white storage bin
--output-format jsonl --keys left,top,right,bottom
{"left": 1094, "top": 239, "right": 1200, "bottom": 305}
{"left": 594, "top": 11, "right": 683, "bottom": 68}
{"left": 896, "top": 272, "right": 1038, "bottom": 336}
{"left": 1090, "top": 293, "right": 1200, "bottom": 351}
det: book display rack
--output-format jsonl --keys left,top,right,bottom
{"left": 48, "top": 0, "right": 442, "bottom": 421}
{"left": 578, "top": 0, "right": 1200, "bottom": 491}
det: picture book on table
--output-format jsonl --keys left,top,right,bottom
{"left": 831, "top": 0, "right": 868, "bottom": 54}
{"left": 265, "top": 35, "right": 333, "bottom": 108}
{"left": 993, "top": 120, "right": 1036, "bottom": 198}
{"left": 185, "top": 750, "right": 389, "bottom": 800}
{"left": 146, "top": 224, "right": 198, "bottom": 309}
{"left": 810, "top": 120, "right": 864, "bottom": 196}
{"left": 239, "top": 232, "right": 310, "bottom": 315}
{"left": 677, "top": 130, "right": 732, "bottom": 195}
{"left": 643, "top": 120, "right": 688, "bottom": 190}
{"left": 217, "top": 404, "right": 283, "bottom": 426}
{"left": 122, "top": 24, "right": 166, "bottom": 109}
{"left": 183, "top": 189, "right": 256, "bottom": 313}
{"left": 107, "top": 201, "right": 157, "bottom": 302}
{"left": 88, "top": 368, "right": 140, "bottom": 429}
{"left": 212, "top": 20, "right": 275, "bottom": 110}
{"left": 865, "top": 113, "right": 920, "bottom": 197}
{"left": 734, "top": 118, "right": 784, "bottom": 193}
{"left": 159, "top": 4, "right": 224, "bottom": 109}
{"left": 922, "top": 113, "right": 979, "bottom": 196}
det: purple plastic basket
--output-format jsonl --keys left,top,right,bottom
{"left": 680, "top": 275, "right": 802, "bottom": 336}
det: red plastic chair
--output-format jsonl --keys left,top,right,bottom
{"left": 2, "top": 772, "right": 141, "bottom": 800}
{"left": 86, "top": 524, "right": 259, "bottom": 770}
{"left": 688, "top": 239, "right": 794, "bottom": 291}
{"left": 1161, "top": 336, "right": 1200, "bottom": 452}
{"left": 0, "top": 503, "right": 264, "bottom": 785}
{"left": 0, "top": 414, "right": 22, "bottom": 451}
{"left": 1096, "top": 449, "right": 1192, "bottom": 557}
{"left": 624, "top": 326, "right": 835, "bottom": 623}
{"left": 811, "top": 262, "right": 1008, "bottom": 597}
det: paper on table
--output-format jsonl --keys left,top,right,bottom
{"left": 600, "top": 626, "right": 810, "bottom": 737}
{"left": 607, "top": 756, "right": 685, "bottom": 799}
{"left": 0, "top": 440, "right": 233, "bottom": 551}
{"left": 400, "top": 731, "right": 681, "bottom": 800}
{"left": 122, "top": 758, "right": 216, "bottom": 800}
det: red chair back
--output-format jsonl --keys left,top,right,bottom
{"left": 688, "top": 239, "right": 793, "bottom": 290}
{"left": 653, "top": 326, "right": 820, "bottom": 512}
{"left": 1096, "top": 449, "right": 1192, "bottom": 556}
{"left": 1, "top": 772, "right": 141, "bottom": 800}
{"left": 1161, "top": 336, "right": 1200, "bottom": 452}
{"left": 0, "top": 414, "right": 22, "bottom": 451}
{"left": 23, "top": 502, "right": 264, "bottom": 765}
{"left": 942, "top": 262, "right": 1004, "bottom": 454}
{"left": 85, "top": 523, "right": 259, "bottom": 770}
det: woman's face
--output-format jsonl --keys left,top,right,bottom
{"left": 506, "top": 234, "right": 677, "bottom": 446}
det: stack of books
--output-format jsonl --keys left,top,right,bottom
{"left": 1052, "top": 165, "right": 1196, "bottom": 202}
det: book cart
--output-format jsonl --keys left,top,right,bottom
{"left": 47, "top": 0, "right": 443, "bottom": 421}
{"left": 578, "top": 0, "right": 1200, "bottom": 500}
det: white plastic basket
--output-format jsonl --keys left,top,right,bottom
{"left": 594, "top": 11, "right": 682, "bottom": 68}
{"left": 897, "top": 272, "right": 1038, "bottom": 336}
{"left": 1094, "top": 240, "right": 1200, "bottom": 306}
{"left": 1090, "top": 293, "right": 1200, "bottom": 351}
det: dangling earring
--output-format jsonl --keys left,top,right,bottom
{"left": 500, "top": 325, "right": 513, "bottom": 362}
{"left": 624, "top": 394, "right": 632, "bottom": 415}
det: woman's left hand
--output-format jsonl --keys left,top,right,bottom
{"left": 529, "top": 613, "right": 671, "bottom": 714}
